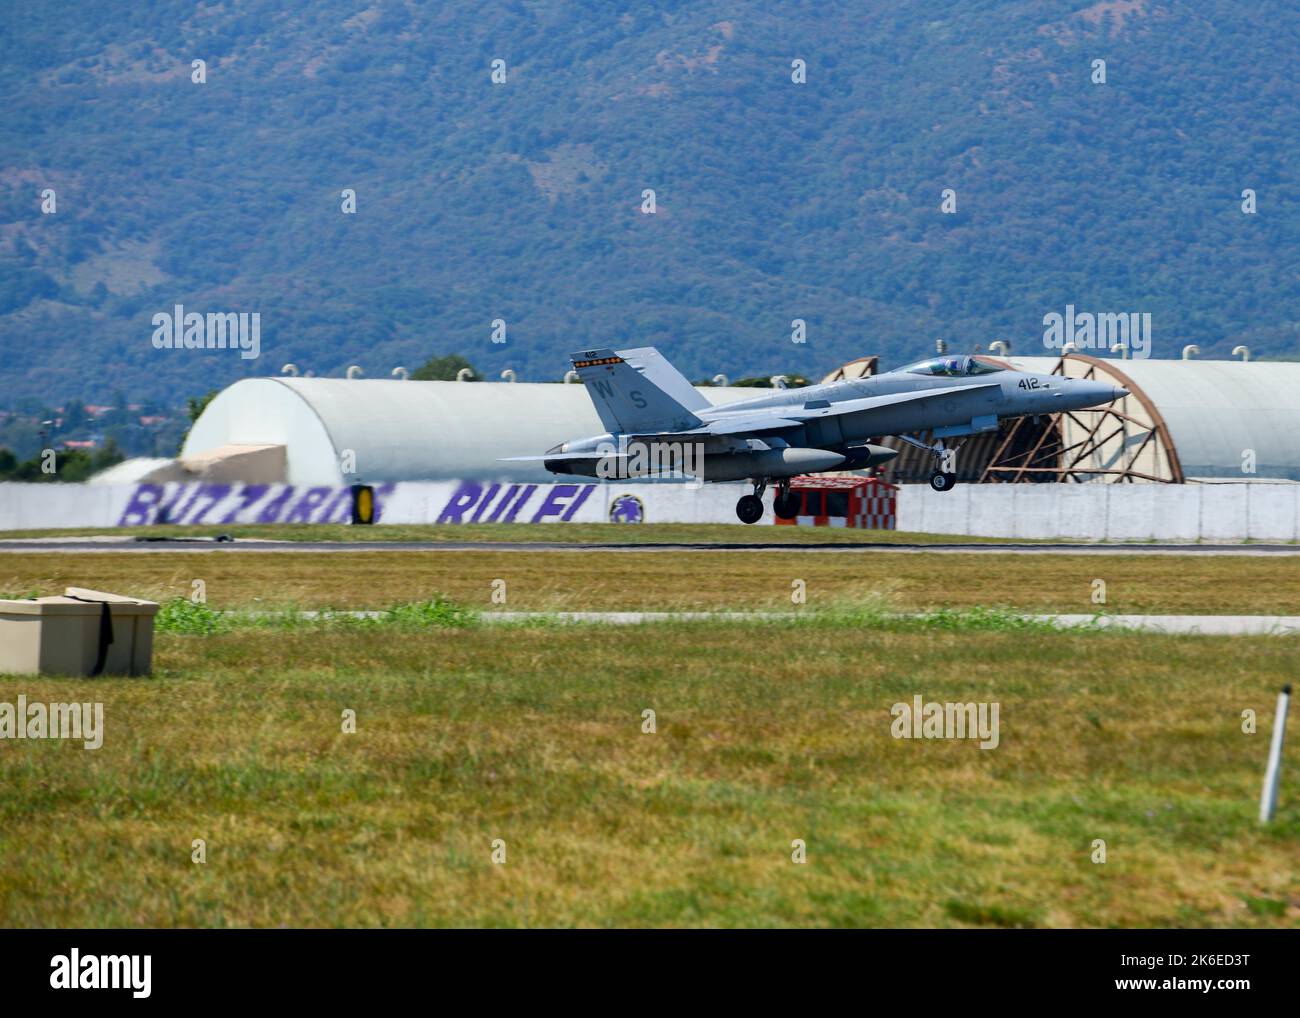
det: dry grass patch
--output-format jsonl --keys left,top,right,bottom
{"left": 0, "top": 622, "right": 1295, "bottom": 927}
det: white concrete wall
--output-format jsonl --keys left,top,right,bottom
{"left": 0, "top": 480, "right": 767, "bottom": 529}
{"left": 0, "top": 484, "right": 127, "bottom": 531}
{"left": 894, "top": 483, "right": 1300, "bottom": 542}
{"left": 1, "top": 480, "right": 1296, "bottom": 540}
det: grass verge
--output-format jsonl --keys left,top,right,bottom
{"left": 6, "top": 549, "right": 1300, "bottom": 615}
{"left": 0, "top": 523, "right": 1048, "bottom": 545}
{"left": 0, "top": 621, "right": 1295, "bottom": 927}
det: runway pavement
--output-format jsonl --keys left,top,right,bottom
{"left": 1, "top": 536, "right": 1299, "bottom": 556}
{"left": 482, "top": 611, "right": 1300, "bottom": 633}
{"left": 256, "top": 608, "right": 1300, "bottom": 634}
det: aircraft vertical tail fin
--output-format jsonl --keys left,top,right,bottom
{"left": 570, "top": 348, "right": 704, "bottom": 434}
{"left": 617, "top": 347, "right": 712, "bottom": 412}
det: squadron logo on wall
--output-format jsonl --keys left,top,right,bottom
{"left": 609, "top": 494, "right": 644, "bottom": 524}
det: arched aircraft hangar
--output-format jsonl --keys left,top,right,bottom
{"left": 138, "top": 352, "right": 1300, "bottom": 488}
{"left": 173, "top": 375, "right": 755, "bottom": 485}
{"left": 825, "top": 353, "right": 1300, "bottom": 484}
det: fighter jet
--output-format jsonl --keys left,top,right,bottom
{"left": 521, "top": 347, "right": 1127, "bottom": 523}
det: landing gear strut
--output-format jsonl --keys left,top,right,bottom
{"left": 896, "top": 434, "right": 960, "bottom": 493}
{"left": 735, "top": 479, "right": 768, "bottom": 525}
{"left": 773, "top": 480, "right": 799, "bottom": 520}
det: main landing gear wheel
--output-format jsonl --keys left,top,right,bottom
{"left": 773, "top": 491, "right": 800, "bottom": 520}
{"left": 736, "top": 494, "right": 765, "bottom": 525}
{"left": 929, "top": 471, "right": 958, "bottom": 492}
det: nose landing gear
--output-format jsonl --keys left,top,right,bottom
{"left": 895, "top": 434, "right": 961, "bottom": 493}
{"left": 928, "top": 470, "right": 958, "bottom": 492}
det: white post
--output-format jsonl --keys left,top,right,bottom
{"left": 1259, "top": 684, "right": 1291, "bottom": 823}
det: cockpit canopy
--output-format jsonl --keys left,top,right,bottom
{"left": 897, "top": 356, "right": 1005, "bottom": 377}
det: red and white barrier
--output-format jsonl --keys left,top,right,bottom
{"left": 774, "top": 475, "right": 898, "bottom": 529}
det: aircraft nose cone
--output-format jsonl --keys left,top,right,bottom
{"left": 1067, "top": 380, "right": 1126, "bottom": 410}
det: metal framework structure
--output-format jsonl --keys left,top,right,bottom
{"left": 819, "top": 352, "right": 1187, "bottom": 484}
{"left": 979, "top": 354, "right": 1184, "bottom": 483}
{"left": 821, "top": 355, "right": 879, "bottom": 382}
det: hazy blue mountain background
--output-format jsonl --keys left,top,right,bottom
{"left": 2, "top": 0, "right": 1297, "bottom": 407}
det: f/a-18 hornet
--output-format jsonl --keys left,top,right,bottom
{"left": 517, "top": 347, "right": 1127, "bottom": 523}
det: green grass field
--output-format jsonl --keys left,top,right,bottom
{"left": 5, "top": 548, "right": 1300, "bottom": 614}
{"left": 1, "top": 548, "right": 1297, "bottom": 927}
{"left": 0, "top": 615, "right": 1296, "bottom": 927}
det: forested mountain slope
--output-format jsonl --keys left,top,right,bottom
{"left": 1, "top": 0, "right": 1295, "bottom": 403}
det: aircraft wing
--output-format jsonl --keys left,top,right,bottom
{"left": 499, "top": 451, "right": 628, "bottom": 463}
{"left": 778, "top": 382, "right": 1002, "bottom": 424}
{"left": 629, "top": 415, "right": 804, "bottom": 442}
{"left": 505, "top": 382, "right": 1006, "bottom": 462}
{"left": 638, "top": 382, "right": 1003, "bottom": 441}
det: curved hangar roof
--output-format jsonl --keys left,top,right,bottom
{"left": 182, "top": 377, "right": 754, "bottom": 485}
{"left": 186, "top": 356, "right": 1300, "bottom": 486}
{"left": 1002, "top": 355, "right": 1300, "bottom": 481}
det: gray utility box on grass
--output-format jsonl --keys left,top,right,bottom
{"left": 0, "top": 587, "right": 160, "bottom": 676}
